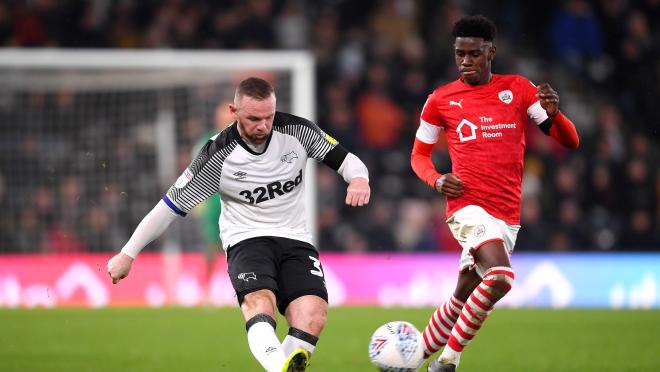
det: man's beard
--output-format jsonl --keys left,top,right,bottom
{"left": 247, "top": 132, "right": 268, "bottom": 144}
{"left": 238, "top": 121, "right": 270, "bottom": 144}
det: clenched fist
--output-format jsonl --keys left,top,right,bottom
{"left": 435, "top": 173, "right": 463, "bottom": 198}
{"left": 107, "top": 252, "right": 134, "bottom": 284}
{"left": 536, "top": 82, "right": 559, "bottom": 116}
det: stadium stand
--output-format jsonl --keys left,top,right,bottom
{"left": 0, "top": 0, "right": 657, "bottom": 252}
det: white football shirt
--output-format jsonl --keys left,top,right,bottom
{"left": 164, "top": 112, "right": 343, "bottom": 250}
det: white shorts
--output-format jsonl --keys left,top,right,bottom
{"left": 446, "top": 205, "right": 520, "bottom": 277}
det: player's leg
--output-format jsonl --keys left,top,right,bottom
{"left": 428, "top": 205, "right": 517, "bottom": 371}
{"left": 227, "top": 237, "right": 287, "bottom": 372}
{"left": 282, "top": 295, "right": 327, "bottom": 355}
{"left": 276, "top": 238, "right": 328, "bottom": 363}
{"left": 436, "top": 240, "right": 513, "bottom": 369}
{"left": 422, "top": 269, "right": 480, "bottom": 358}
{"left": 242, "top": 290, "right": 289, "bottom": 372}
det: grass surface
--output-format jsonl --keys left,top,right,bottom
{"left": 1, "top": 307, "right": 658, "bottom": 371}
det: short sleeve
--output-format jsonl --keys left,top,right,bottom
{"left": 420, "top": 92, "right": 443, "bottom": 128}
{"left": 164, "top": 138, "right": 235, "bottom": 215}
{"left": 288, "top": 119, "right": 339, "bottom": 162}
{"left": 417, "top": 92, "right": 444, "bottom": 144}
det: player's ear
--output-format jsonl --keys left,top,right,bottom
{"left": 229, "top": 103, "right": 238, "bottom": 117}
{"left": 488, "top": 45, "right": 496, "bottom": 61}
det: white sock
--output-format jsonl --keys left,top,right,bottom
{"left": 282, "top": 335, "right": 316, "bottom": 356}
{"left": 247, "top": 321, "right": 286, "bottom": 372}
{"left": 281, "top": 327, "right": 319, "bottom": 356}
{"left": 439, "top": 343, "right": 462, "bottom": 367}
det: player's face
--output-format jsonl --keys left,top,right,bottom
{"left": 454, "top": 37, "right": 496, "bottom": 85}
{"left": 230, "top": 94, "right": 276, "bottom": 145}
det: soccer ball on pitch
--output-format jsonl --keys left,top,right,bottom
{"left": 368, "top": 321, "right": 425, "bottom": 371}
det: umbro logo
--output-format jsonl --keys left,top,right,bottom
{"left": 233, "top": 171, "right": 247, "bottom": 180}
{"left": 449, "top": 99, "right": 463, "bottom": 109}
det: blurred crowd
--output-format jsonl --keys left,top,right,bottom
{"left": 0, "top": 0, "right": 658, "bottom": 253}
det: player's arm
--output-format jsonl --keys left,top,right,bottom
{"left": 108, "top": 139, "right": 222, "bottom": 284}
{"left": 107, "top": 200, "right": 179, "bottom": 284}
{"left": 300, "top": 117, "right": 370, "bottom": 207}
{"left": 410, "top": 121, "right": 463, "bottom": 198}
{"left": 322, "top": 144, "right": 370, "bottom": 207}
{"left": 536, "top": 82, "right": 580, "bottom": 149}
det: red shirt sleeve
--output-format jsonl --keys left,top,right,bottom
{"left": 517, "top": 76, "right": 539, "bottom": 110}
{"left": 517, "top": 76, "right": 579, "bottom": 148}
{"left": 549, "top": 111, "right": 580, "bottom": 149}
{"left": 411, "top": 137, "right": 441, "bottom": 188}
{"left": 420, "top": 92, "right": 443, "bottom": 128}
{"left": 412, "top": 92, "right": 443, "bottom": 188}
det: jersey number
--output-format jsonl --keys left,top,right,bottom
{"left": 239, "top": 188, "right": 269, "bottom": 204}
{"left": 308, "top": 256, "right": 324, "bottom": 277}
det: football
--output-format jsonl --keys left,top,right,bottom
{"left": 368, "top": 321, "right": 425, "bottom": 371}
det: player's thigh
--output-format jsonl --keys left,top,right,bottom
{"left": 473, "top": 240, "right": 511, "bottom": 271}
{"left": 275, "top": 238, "right": 328, "bottom": 316}
{"left": 447, "top": 205, "right": 509, "bottom": 276}
{"left": 474, "top": 219, "right": 520, "bottom": 271}
{"left": 227, "top": 237, "right": 280, "bottom": 309}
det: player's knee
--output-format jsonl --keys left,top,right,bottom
{"left": 301, "top": 305, "right": 327, "bottom": 335}
{"left": 482, "top": 266, "right": 515, "bottom": 299}
{"left": 290, "top": 303, "right": 327, "bottom": 335}
{"left": 309, "top": 306, "right": 327, "bottom": 334}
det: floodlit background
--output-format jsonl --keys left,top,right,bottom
{"left": 0, "top": 0, "right": 657, "bottom": 256}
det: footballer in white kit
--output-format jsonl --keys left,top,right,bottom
{"left": 164, "top": 111, "right": 346, "bottom": 311}
{"left": 107, "top": 77, "right": 370, "bottom": 372}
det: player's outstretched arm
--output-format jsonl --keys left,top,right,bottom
{"left": 107, "top": 200, "right": 178, "bottom": 284}
{"left": 536, "top": 83, "right": 579, "bottom": 149}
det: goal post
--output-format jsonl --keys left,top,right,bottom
{"left": 0, "top": 49, "right": 317, "bottom": 253}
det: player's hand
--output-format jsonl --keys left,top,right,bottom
{"left": 435, "top": 173, "right": 463, "bottom": 198}
{"left": 107, "top": 252, "right": 134, "bottom": 284}
{"left": 346, "top": 177, "right": 370, "bottom": 207}
{"left": 536, "top": 82, "right": 559, "bottom": 116}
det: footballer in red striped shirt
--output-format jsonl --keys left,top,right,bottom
{"left": 412, "top": 15, "right": 579, "bottom": 372}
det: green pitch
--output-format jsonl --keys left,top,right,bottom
{"left": 1, "top": 307, "right": 658, "bottom": 371}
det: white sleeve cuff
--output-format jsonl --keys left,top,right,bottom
{"left": 337, "top": 152, "right": 369, "bottom": 183}
{"left": 416, "top": 120, "right": 442, "bottom": 144}
{"left": 527, "top": 100, "right": 549, "bottom": 125}
{"left": 120, "top": 200, "right": 179, "bottom": 258}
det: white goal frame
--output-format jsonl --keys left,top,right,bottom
{"left": 0, "top": 48, "right": 318, "bottom": 242}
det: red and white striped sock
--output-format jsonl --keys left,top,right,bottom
{"left": 441, "top": 266, "right": 515, "bottom": 366}
{"left": 422, "top": 295, "right": 465, "bottom": 358}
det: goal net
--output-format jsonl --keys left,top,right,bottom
{"left": 0, "top": 49, "right": 315, "bottom": 255}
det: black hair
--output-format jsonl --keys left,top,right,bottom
{"left": 236, "top": 77, "right": 275, "bottom": 100}
{"left": 451, "top": 15, "right": 497, "bottom": 41}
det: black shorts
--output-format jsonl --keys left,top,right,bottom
{"left": 226, "top": 236, "right": 328, "bottom": 315}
